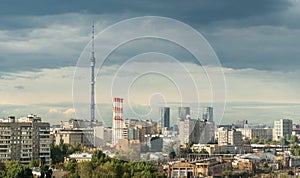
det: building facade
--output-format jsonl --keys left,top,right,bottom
{"left": 273, "top": 119, "right": 292, "bottom": 140}
{"left": 160, "top": 107, "right": 170, "bottom": 130}
{"left": 216, "top": 128, "right": 242, "bottom": 146}
{"left": 202, "top": 107, "right": 213, "bottom": 122}
{"left": 112, "top": 97, "right": 125, "bottom": 145}
{"left": 0, "top": 115, "right": 50, "bottom": 164}
{"left": 53, "top": 128, "right": 94, "bottom": 147}
{"left": 237, "top": 128, "right": 273, "bottom": 140}
{"left": 178, "top": 107, "right": 190, "bottom": 120}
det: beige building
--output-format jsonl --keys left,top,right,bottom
{"left": 53, "top": 128, "right": 94, "bottom": 147}
{"left": 0, "top": 115, "right": 50, "bottom": 164}
{"left": 237, "top": 128, "right": 273, "bottom": 140}
{"left": 168, "top": 157, "right": 232, "bottom": 177}
{"left": 216, "top": 128, "right": 242, "bottom": 146}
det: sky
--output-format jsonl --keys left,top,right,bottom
{"left": 0, "top": 0, "right": 300, "bottom": 126}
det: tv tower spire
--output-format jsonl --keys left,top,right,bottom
{"left": 90, "top": 23, "right": 95, "bottom": 123}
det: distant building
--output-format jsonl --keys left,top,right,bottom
{"left": 178, "top": 107, "right": 190, "bottom": 120}
{"left": 65, "top": 152, "right": 93, "bottom": 162}
{"left": 168, "top": 158, "right": 231, "bottom": 177}
{"left": 53, "top": 128, "right": 94, "bottom": 147}
{"left": 160, "top": 107, "right": 170, "bottom": 130}
{"left": 180, "top": 116, "right": 197, "bottom": 145}
{"left": 94, "top": 126, "right": 112, "bottom": 147}
{"left": 273, "top": 119, "right": 292, "bottom": 140}
{"left": 112, "top": 97, "right": 125, "bottom": 146}
{"left": 63, "top": 119, "right": 102, "bottom": 129}
{"left": 237, "top": 128, "right": 273, "bottom": 140}
{"left": 216, "top": 128, "right": 242, "bottom": 146}
{"left": 179, "top": 116, "right": 213, "bottom": 145}
{"left": 202, "top": 107, "right": 213, "bottom": 122}
{"left": 0, "top": 115, "right": 50, "bottom": 164}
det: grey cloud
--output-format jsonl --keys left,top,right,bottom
{"left": 0, "top": 0, "right": 299, "bottom": 73}
{"left": 14, "top": 85, "right": 25, "bottom": 90}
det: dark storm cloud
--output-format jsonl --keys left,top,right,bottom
{"left": 0, "top": 0, "right": 293, "bottom": 27}
{"left": 0, "top": 0, "right": 299, "bottom": 73}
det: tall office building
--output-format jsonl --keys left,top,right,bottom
{"left": 0, "top": 115, "right": 50, "bottom": 164}
{"left": 203, "top": 107, "right": 213, "bottom": 122}
{"left": 160, "top": 107, "right": 170, "bottom": 130}
{"left": 112, "top": 98, "right": 125, "bottom": 145}
{"left": 178, "top": 107, "right": 190, "bottom": 120}
{"left": 273, "top": 119, "right": 292, "bottom": 140}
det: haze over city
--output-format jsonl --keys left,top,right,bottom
{"left": 0, "top": 0, "right": 300, "bottom": 127}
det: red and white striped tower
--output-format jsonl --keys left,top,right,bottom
{"left": 112, "top": 97, "right": 124, "bottom": 145}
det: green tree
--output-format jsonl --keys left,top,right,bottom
{"left": 64, "top": 159, "right": 77, "bottom": 174}
{"left": 0, "top": 161, "right": 6, "bottom": 178}
{"left": 281, "top": 137, "right": 289, "bottom": 146}
{"left": 291, "top": 143, "right": 300, "bottom": 156}
{"left": 40, "top": 165, "right": 52, "bottom": 178}
{"left": 290, "top": 135, "right": 299, "bottom": 144}
{"left": 77, "top": 161, "right": 92, "bottom": 178}
{"left": 91, "top": 150, "right": 110, "bottom": 168}
{"left": 29, "top": 159, "right": 39, "bottom": 168}
{"left": 5, "top": 161, "right": 33, "bottom": 178}
{"left": 51, "top": 142, "right": 83, "bottom": 165}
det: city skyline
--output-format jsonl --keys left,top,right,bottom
{"left": 0, "top": 0, "right": 300, "bottom": 126}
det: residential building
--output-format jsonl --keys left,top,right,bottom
{"left": 179, "top": 116, "right": 213, "bottom": 145}
{"left": 237, "top": 128, "right": 273, "bottom": 140}
{"left": 179, "top": 116, "right": 198, "bottom": 145}
{"left": 273, "top": 119, "right": 292, "bottom": 140}
{"left": 216, "top": 128, "right": 242, "bottom": 146}
{"left": 0, "top": 115, "right": 50, "bottom": 164}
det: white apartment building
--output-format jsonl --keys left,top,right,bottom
{"left": 216, "top": 128, "right": 242, "bottom": 146}
{"left": 273, "top": 119, "right": 292, "bottom": 141}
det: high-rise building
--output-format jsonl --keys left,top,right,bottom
{"left": 203, "top": 107, "right": 213, "bottom": 122}
{"left": 273, "top": 119, "right": 292, "bottom": 141}
{"left": 178, "top": 107, "right": 190, "bottom": 120}
{"left": 0, "top": 115, "right": 50, "bottom": 164}
{"left": 112, "top": 97, "right": 125, "bottom": 145}
{"left": 179, "top": 116, "right": 211, "bottom": 145}
{"left": 216, "top": 128, "right": 242, "bottom": 146}
{"left": 180, "top": 117, "right": 197, "bottom": 145}
{"left": 160, "top": 107, "right": 170, "bottom": 130}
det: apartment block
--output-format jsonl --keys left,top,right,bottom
{"left": 0, "top": 115, "right": 50, "bottom": 164}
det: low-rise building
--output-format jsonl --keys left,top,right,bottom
{"left": 167, "top": 157, "right": 232, "bottom": 177}
{"left": 52, "top": 128, "right": 94, "bottom": 147}
{"left": 168, "top": 161, "right": 197, "bottom": 178}
{"left": 237, "top": 128, "right": 273, "bottom": 140}
{"left": 65, "top": 152, "right": 93, "bottom": 162}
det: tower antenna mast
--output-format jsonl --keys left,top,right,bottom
{"left": 90, "top": 22, "right": 95, "bottom": 124}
